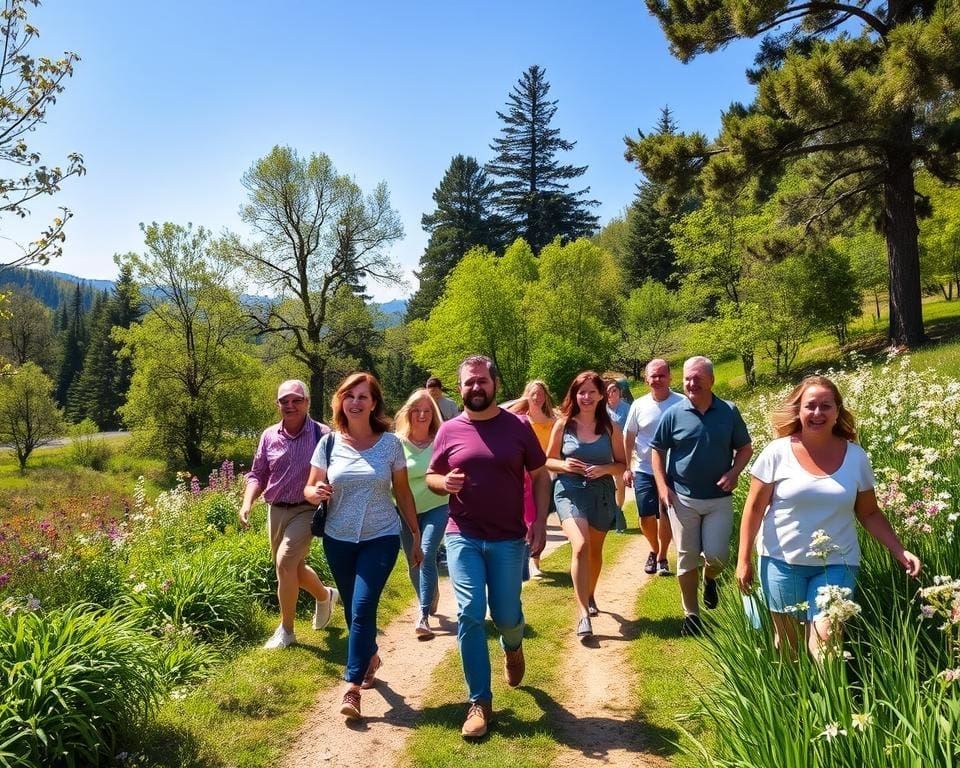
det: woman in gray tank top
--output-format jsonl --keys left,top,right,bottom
{"left": 545, "top": 371, "right": 627, "bottom": 639}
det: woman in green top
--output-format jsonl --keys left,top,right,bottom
{"left": 395, "top": 388, "right": 449, "bottom": 639}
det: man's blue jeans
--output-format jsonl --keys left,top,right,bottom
{"left": 399, "top": 503, "right": 449, "bottom": 615}
{"left": 322, "top": 533, "right": 400, "bottom": 685}
{"left": 445, "top": 533, "right": 525, "bottom": 703}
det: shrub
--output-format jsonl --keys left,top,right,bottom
{"left": 0, "top": 603, "right": 162, "bottom": 767}
{"left": 68, "top": 419, "right": 112, "bottom": 471}
{"left": 125, "top": 549, "right": 256, "bottom": 641}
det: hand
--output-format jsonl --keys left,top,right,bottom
{"left": 716, "top": 471, "right": 740, "bottom": 493}
{"left": 736, "top": 560, "right": 753, "bottom": 594}
{"left": 898, "top": 549, "right": 922, "bottom": 577}
{"left": 583, "top": 464, "right": 605, "bottom": 480}
{"left": 238, "top": 506, "right": 250, "bottom": 530}
{"left": 564, "top": 458, "right": 588, "bottom": 475}
{"left": 314, "top": 482, "right": 333, "bottom": 502}
{"left": 445, "top": 468, "right": 466, "bottom": 494}
{"left": 658, "top": 487, "right": 677, "bottom": 512}
{"left": 526, "top": 519, "right": 547, "bottom": 557}
{"left": 623, "top": 469, "right": 634, "bottom": 488}
{"left": 411, "top": 541, "right": 424, "bottom": 568}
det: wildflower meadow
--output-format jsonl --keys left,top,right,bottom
{"left": 686, "top": 356, "right": 960, "bottom": 767}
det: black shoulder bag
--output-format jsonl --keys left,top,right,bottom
{"left": 310, "top": 431, "right": 335, "bottom": 537}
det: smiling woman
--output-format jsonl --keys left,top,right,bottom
{"left": 303, "top": 372, "right": 423, "bottom": 722}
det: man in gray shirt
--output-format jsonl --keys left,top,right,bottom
{"left": 651, "top": 356, "right": 752, "bottom": 636}
{"left": 426, "top": 376, "right": 460, "bottom": 421}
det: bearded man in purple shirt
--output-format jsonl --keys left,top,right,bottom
{"left": 426, "top": 356, "right": 550, "bottom": 739}
{"left": 240, "top": 379, "right": 339, "bottom": 649}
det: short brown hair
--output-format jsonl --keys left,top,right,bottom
{"left": 771, "top": 375, "right": 858, "bottom": 441}
{"left": 331, "top": 372, "right": 392, "bottom": 434}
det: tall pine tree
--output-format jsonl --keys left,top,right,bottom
{"left": 69, "top": 263, "right": 142, "bottom": 429}
{"left": 55, "top": 284, "right": 86, "bottom": 407}
{"left": 407, "top": 155, "right": 503, "bottom": 321}
{"left": 486, "top": 65, "right": 598, "bottom": 253}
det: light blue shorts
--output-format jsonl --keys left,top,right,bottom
{"left": 759, "top": 556, "right": 858, "bottom": 622}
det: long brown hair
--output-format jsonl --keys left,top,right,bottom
{"left": 771, "top": 375, "right": 858, "bottom": 441}
{"left": 331, "top": 372, "right": 392, "bottom": 434}
{"left": 394, "top": 388, "right": 443, "bottom": 441}
{"left": 559, "top": 370, "right": 612, "bottom": 436}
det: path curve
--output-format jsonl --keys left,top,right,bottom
{"left": 281, "top": 517, "right": 569, "bottom": 768}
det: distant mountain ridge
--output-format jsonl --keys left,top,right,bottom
{"left": 4, "top": 267, "right": 408, "bottom": 325}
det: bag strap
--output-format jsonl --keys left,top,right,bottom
{"left": 324, "top": 430, "right": 335, "bottom": 466}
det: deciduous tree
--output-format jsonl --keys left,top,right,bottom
{"left": 0, "top": 0, "right": 85, "bottom": 268}
{"left": 229, "top": 146, "right": 403, "bottom": 418}
{"left": 0, "top": 361, "right": 63, "bottom": 472}
{"left": 0, "top": 287, "right": 54, "bottom": 370}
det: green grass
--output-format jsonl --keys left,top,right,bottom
{"left": 136, "top": 551, "right": 418, "bottom": 768}
{"left": 627, "top": 560, "right": 715, "bottom": 767}
{"left": 403, "top": 525, "right": 633, "bottom": 768}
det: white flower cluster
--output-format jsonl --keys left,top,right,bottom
{"left": 807, "top": 529, "right": 841, "bottom": 560}
{"left": 813, "top": 584, "right": 862, "bottom": 624}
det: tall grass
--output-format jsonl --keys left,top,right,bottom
{"left": 680, "top": 355, "right": 960, "bottom": 767}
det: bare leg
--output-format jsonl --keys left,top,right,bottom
{"left": 639, "top": 515, "right": 658, "bottom": 553}
{"left": 561, "top": 517, "right": 592, "bottom": 617}
{"left": 276, "top": 559, "right": 300, "bottom": 631}
{"left": 587, "top": 526, "right": 608, "bottom": 600}
{"left": 657, "top": 510, "right": 673, "bottom": 561}
{"left": 770, "top": 612, "right": 801, "bottom": 659}
{"left": 808, "top": 617, "right": 841, "bottom": 661}
{"left": 297, "top": 560, "right": 329, "bottom": 600}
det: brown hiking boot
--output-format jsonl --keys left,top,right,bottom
{"left": 503, "top": 644, "right": 525, "bottom": 687}
{"left": 461, "top": 699, "right": 493, "bottom": 738}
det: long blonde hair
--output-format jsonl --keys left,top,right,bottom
{"left": 771, "top": 375, "right": 858, "bottom": 441}
{"left": 394, "top": 388, "right": 443, "bottom": 441}
{"left": 508, "top": 379, "right": 556, "bottom": 420}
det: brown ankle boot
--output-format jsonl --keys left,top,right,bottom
{"left": 503, "top": 644, "right": 525, "bottom": 687}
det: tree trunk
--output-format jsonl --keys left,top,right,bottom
{"left": 740, "top": 353, "right": 755, "bottom": 387}
{"left": 184, "top": 409, "right": 203, "bottom": 469}
{"left": 882, "top": 126, "right": 925, "bottom": 347}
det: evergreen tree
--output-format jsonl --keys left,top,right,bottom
{"left": 55, "top": 284, "right": 86, "bottom": 407}
{"left": 65, "top": 292, "right": 106, "bottom": 422}
{"left": 407, "top": 155, "right": 503, "bottom": 321}
{"left": 486, "top": 65, "right": 599, "bottom": 253}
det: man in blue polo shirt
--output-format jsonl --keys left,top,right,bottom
{"left": 651, "top": 356, "right": 752, "bottom": 636}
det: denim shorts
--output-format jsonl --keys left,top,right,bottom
{"left": 633, "top": 472, "right": 659, "bottom": 518}
{"left": 759, "top": 556, "right": 858, "bottom": 621}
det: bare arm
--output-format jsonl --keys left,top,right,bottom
{"left": 393, "top": 467, "right": 423, "bottom": 567}
{"left": 718, "top": 443, "right": 753, "bottom": 493}
{"left": 527, "top": 465, "right": 551, "bottom": 556}
{"left": 623, "top": 429, "right": 637, "bottom": 487}
{"left": 303, "top": 465, "right": 332, "bottom": 506}
{"left": 651, "top": 448, "right": 675, "bottom": 509}
{"left": 238, "top": 479, "right": 263, "bottom": 529}
{"left": 735, "top": 477, "right": 774, "bottom": 593}
{"left": 545, "top": 419, "right": 587, "bottom": 476}
{"left": 855, "top": 489, "right": 921, "bottom": 576}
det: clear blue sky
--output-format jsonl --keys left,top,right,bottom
{"left": 11, "top": 0, "right": 760, "bottom": 301}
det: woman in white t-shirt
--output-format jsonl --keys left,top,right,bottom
{"left": 736, "top": 376, "right": 921, "bottom": 657}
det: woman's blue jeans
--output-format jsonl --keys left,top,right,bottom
{"left": 445, "top": 533, "right": 525, "bottom": 703}
{"left": 322, "top": 533, "right": 400, "bottom": 685}
{"left": 400, "top": 503, "right": 449, "bottom": 615}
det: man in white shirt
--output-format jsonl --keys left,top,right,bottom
{"left": 623, "top": 359, "right": 685, "bottom": 576}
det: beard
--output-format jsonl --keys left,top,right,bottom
{"left": 463, "top": 389, "right": 494, "bottom": 412}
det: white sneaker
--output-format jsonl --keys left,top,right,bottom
{"left": 529, "top": 559, "right": 543, "bottom": 579}
{"left": 263, "top": 625, "right": 296, "bottom": 649}
{"left": 312, "top": 587, "right": 339, "bottom": 630}
{"left": 414, "top": 615, "right": 434, "bottom": 639}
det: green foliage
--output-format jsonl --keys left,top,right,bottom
{"left": 0, "top": 290, "right": 55, "bottom": 372}
{"left": 407, "top": 154, "right": 503, "bottom": 321}
{"left": 67, "top": 418, "right": 112, "bottom": 471}
{"left": 125, "top": 549, "right": 256, "bottom": 642}
{"left": 620, "top": 279, "right": 685, "bottom": 370}
{"left": 526, "top": 333, "right": 593, "bottom": 401}
{"left": 0, "top": 362, "right": 64, "bottom": 473}
{"left": 918, "top": 172, "right": 960, "bottom": 300}
{"left": 486, "top": 65, "right": 599, "bottom": 252}
{"left": 0, "top": 0, "right": 85, "bottom": 269}
{"left": 117, "top": 223, "right": 271, "bottom": 468}
{"left": 0, "top": 604, "right": 162, "bottom": 767}
{"left": 230, "top": 145, "right": 404, "bottom": 419}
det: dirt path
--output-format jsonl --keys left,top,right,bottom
{"left": 545, "top": 531, "right": 670, "bottom": 768}
{"left": 282, "top": 504, "right": 669, "bottom": 768}
{"left": 281, "top": 517, "right": 570, "bottom": 768}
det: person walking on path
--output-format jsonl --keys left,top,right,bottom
{"left": 426, "top": 355, "right": 550, "bottom": 739}
{"left": 623, "top": 359, "right": 685, "bottom": 577}
{"left": 546, "top": 371, "right": 626, "bottom": 639}
{"left": 239, "top": 379, "right": 339, "bottom": 649}
{"left": 426, "top": 376, "right": 460, "bottom": 421}
{"left": 736, "top": 375, "right": 920, "bottom": 658}
{"left": 606, "top": 378, "right": 631, "bottom": 532}
{"left": 303, "top": 373, "right": 423, "bottom": 721}
{"left": 394, "top": 388, "right": 449, "bottom": 639}
{"left": 506, "top": 379, "right": 557, "bottom": 579}
{"left": 651, "top": 356, "right": 752, "bottom": 636}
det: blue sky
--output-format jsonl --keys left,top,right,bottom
{"left": 11, "top": 1, "right": 760, "bottom": 301}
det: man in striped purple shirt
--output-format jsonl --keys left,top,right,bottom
{"left": 240, "top": 379, "right": 339, "bottom": 649}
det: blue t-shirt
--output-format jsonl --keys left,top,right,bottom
{"left": 607, "top": 400, "right": 630, "bottom": 431}
{"left": 650, "top": 395, "right": 751, "bottom": 499}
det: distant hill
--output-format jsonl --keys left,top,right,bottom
{"left": 3, "top": 266, "right": 409, "bottom": 325}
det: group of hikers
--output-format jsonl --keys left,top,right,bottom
{"left": 239, "top": 354, "right": 921, "bottom": 739}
